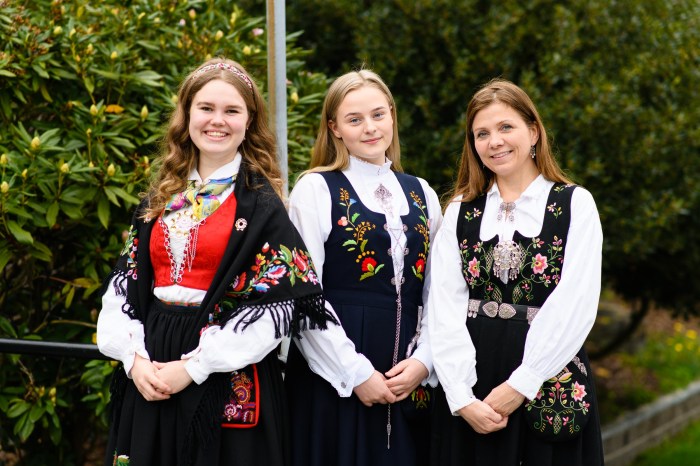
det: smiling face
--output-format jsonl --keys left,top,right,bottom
{"left": 328, "top": 85, "right": 394, "bottom": 166}
{"left": 472, "top": 101, "right": 539, "bottom": 181}
{"left": 188, "top": 79, "right": 249, "bottom": 171}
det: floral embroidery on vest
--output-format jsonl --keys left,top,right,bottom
{"left": 459, "top": 184, "right": 573, "bottom": 304}
{"left": 336, "top": 187, "right": 384, "bottom": 280}
{"left": 410, "top": 191, "right": 430, "bottom": 280}
{"left": 460, "top": 229, "right": 564, "bottom": 304}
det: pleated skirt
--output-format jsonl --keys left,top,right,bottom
{"left": 285, "top": 290, "right": 430, "bottom": 466}
{"left": 430, "top": 313, "right": 604, "bottom": 466}
{"left": 104, "top": 300, "right": 290, "bottom": 466}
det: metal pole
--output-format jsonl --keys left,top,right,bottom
{"left": 267, "top": 0, "right": 291, "bottom": 364}
{"left": 267, "top": 0, "right": 288, "bottom": 196}
{"left": 0, "top": 338, "right": 111, "bottom": 360}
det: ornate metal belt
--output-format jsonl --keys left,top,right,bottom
{"left": 468, "top": 299, "right": 540, "bottom": 325}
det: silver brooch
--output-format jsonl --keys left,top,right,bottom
{"left": 235, "top": 218, "right": 247, "bottom": 231}
{"left": 493, "top": 240, "right": 524, "bottom": 281}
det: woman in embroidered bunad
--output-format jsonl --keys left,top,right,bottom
{"left": 284, "top": 69, "right": 443, "bottom": 466}
{"left": 96, "top": 58, "right": 348, "bottom": 466}
{"left": 428, "top": 78, "right": 604, "bottom": 466}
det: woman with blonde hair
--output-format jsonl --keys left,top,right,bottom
{"left": 429, "top": 78, "right": 604, "bottom": 465}
{"left": 285, "top": 69, "right": 442, "bottom": 466}
{"left": 97, "top": 58, "right": 341, "bottom": 466}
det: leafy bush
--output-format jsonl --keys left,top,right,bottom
{"left": 0, "top": 0, "right": 327, "bottom": 463}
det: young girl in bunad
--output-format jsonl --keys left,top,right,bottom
{"left": 428, "top": 78, "right": 604, "bottom": 466}
{"left": 284, "top": 69, "right": 443, "bottom": 466}
{"left": 97, "top": 58, "right": 358, "bottom": 466}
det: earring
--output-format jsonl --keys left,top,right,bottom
{"left": 530, "top": 145, "right": 536, "bottom": 159}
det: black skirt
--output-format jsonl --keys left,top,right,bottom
{"left": 430, "top": 313, "right": 604, "bottom": 466}
{"left": 285, "top": 290, "right": 430, "bottom": 466}
{"left": 104, "top": 300, "right": 290, "bottom": 466}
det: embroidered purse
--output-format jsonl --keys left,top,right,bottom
{"left": 523, "top": 356, "right": 592, "bottom": 441}
{"left": 221, "top": 364, "right": 260, "bottom": 428}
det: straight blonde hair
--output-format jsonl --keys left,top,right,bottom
{"left": 305, "top": 69, "right": 403, "bottom": 175}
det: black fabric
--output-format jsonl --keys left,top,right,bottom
{"left": 102, "top": 162, "right": 335, "bottom": 466}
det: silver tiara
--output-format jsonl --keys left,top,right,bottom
{"left": 191, "top": 62, "right": 253, "bottom": 90}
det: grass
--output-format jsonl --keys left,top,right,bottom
{"left": 630, "top": 419, "right": 700, "bottom": 465}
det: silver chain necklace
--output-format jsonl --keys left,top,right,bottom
{"left": 374, "top": 183, "right": 408, "bottom": 449}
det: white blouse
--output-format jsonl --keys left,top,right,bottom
{"left": 428, "top": 175, "right": 603, "bottom": 414}
{"left": 97, "top": 154, "right": 374, "bottom": 397}
{"left": 288, "top": 156, "right": 444, "bottom": 386}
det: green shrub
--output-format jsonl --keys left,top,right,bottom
{"left": 0, "top": 0, "right": 326, "bottom": 462}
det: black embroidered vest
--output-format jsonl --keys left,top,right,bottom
{"left": 457, "top": 183, "right": 576, "bottom": 307}
{"left": 319, "top": 171, "right": 430, "bottom": 308}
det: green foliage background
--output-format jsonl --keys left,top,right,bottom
{"left": 0, "top": 0, "right": 327, "bottom": 463}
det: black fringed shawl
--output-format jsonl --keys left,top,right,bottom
{"left": 103, "top": 161, "right": 337, "bottom": 465}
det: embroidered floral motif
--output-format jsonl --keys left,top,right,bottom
{"left": 459, "top": 192, "right": 568, "bottom": 304}
{"left": 524, "top": 366, "right": 591, "bottom": 437}
{"left": 547, "top": 202, "right": 563, "bottom": 218}
{"left": 410, "top": 191, "right": 430, "bottom": 281}
{"left": 460, "top": 234, "right": 564, "bottom": 303}
{"left": 223, "top": 242, "right": 319, "bottom": 302}
{"left": 409, "top": 385, "right": 431, "bottom": 410}
{"left": 120, "top": 226, "right": 138, "bottom": 280}
{"left": 463, "top": 207, "right": 482, "bottom": 221}
{"left": 223, "top": 369, "right": 257, "bottom": 424}
{"left": 336, "top": 188, "right": 384, "bottom": 281}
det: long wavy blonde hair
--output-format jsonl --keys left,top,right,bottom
{"left": 448, "top": 78, "right": 573, "bottom": 204}
{"left": 304, "top": 69, "right": 402, "bottom": 175}
{"left": 143, "top": 58, "right": 282, "bottom": 219}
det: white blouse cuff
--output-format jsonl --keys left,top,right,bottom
{"left": 310, "top": 354, "right": 374, "bottom": 397}
{"left": 444, "top": 385, "right": 477, "bottom": 415}
{"left": 122, "top": 348, "right": 150, "bottom": 378}
{"left": 409, "top": 346, "right": 437, "bottom": 387}
{"left": 183, "top": 347, "right": 210, "bottom": 385}
{"left": 508, "top": 365, "right": 546, "bottom": 400}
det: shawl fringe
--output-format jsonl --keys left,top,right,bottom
{"left": 222, "top": 293, "right": 338, "bottom": 339}
{"left": 101, "top": 267, "right": 138, "bottom": 320}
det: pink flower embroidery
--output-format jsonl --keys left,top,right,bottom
{"left": 532, "top": 253, "right": 548, "bottom": 274}
{"left": 337, "top": 216, "right": 348, "bottom": 226}
{"left": 468, "top": 257, "right": 480, "bottom": 278}
{"left": 572, "top": 381, "right": 587, "bottom": 401}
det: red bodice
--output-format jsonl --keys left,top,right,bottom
{"left": 150, "top": 193, "right": 237, "bottom": 290}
